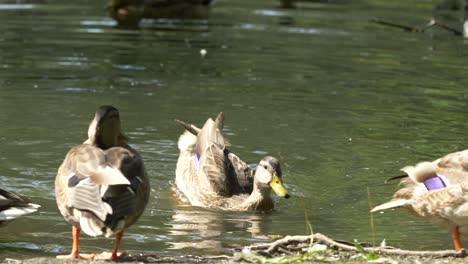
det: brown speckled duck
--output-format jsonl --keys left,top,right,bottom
{"left": 372, "top": 150, "right": 468, "bottom": 251}
{"left": 55, "top": 105, "right": 150, "bottom": 260}
{"left": 0, "top": 188, "right": 39, "bottom": 226}
{"left": 175, "top": 112, "right": 290, "bottom": 211}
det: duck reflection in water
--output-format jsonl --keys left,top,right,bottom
{"left": 168, "top": 195, "right": 272, "bottom": 251}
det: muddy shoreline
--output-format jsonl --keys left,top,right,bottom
{"left": 6, "top": 253, "right": 468, "bottom": 264}
{"left": 5, "top": 233, "right": 468, "bottom": 264}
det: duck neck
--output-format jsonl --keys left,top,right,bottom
{"left": 96, "top": 132, "right": 120, "bottom": 149}
{"left": 85, "top": 130, "right": 127, "bottom": 149}
{"left": 238, "top": 182, "right": 273, "bottom": 211}
{"left": 87, "top": 116, "right": 128, "bottom": 149}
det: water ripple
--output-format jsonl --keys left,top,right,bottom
{"left": 0, "top": 4, "right": 35, "bottom": 10}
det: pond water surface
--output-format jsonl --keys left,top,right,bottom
{"left": 1, "top": 0, "right": 468, "bottom": 260}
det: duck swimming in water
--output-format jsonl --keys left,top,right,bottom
{"left": 175, "top": 112, "right": 289, "bottom": 211}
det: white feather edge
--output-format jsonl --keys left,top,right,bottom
{"left": 0, "top": 203, "right": 40, "bottom": 220}
{"left": 370, "top": 199, "right": 411, "bottom": 212}
{"left": 78, "top": 200, "right": 113, "bottom": 237}
{"left": 178, "top": 131, "right": 196, "bottom": 151}
{"left": 71, "top": 178, "right": 114, "bottom": 221}
{"left": 80, "top": 212, "right": 103, "bottom": 237}
{"left": 91, "top": 166, "right": 130, "bottom": 185}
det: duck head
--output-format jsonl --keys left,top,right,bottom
{"left": 255, "top": 156, "right": 290, "bottom": 198}
{"left": 88, "top": 105, "right": 127, "bottom": 149}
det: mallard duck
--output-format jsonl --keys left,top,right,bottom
{"left": 55, "top": 105, "right": 150, "bottom": 260}
{"left": 371, "top": 150, "right": 468, "bottom": 251}
{"left": 0, "top": 188, "right": 39, "bottom": 226}
{"left": 109, "top": 0, "right": 214, "bottom": 29}
{"left": 175, "top": 112, "right": 290, "bottom": 211}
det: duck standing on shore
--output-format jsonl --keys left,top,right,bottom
{"left": 175, "top": 112, "right": 290, "bottom": 211}
{"left": 372, "top": 150, "right": 468, "bottom": 251}
{"left": 55, "top": 106, "right": 150, "bottom": 260}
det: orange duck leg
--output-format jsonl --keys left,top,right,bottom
{"left": 451, "top": 226, "right": 463, "bottom": 251}
{"left": 56, "top": 226, "right": 96, "bottom": 259}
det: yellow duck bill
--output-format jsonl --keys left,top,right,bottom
{"left": 269, "top": 174, "right": 290, "bottom": 198}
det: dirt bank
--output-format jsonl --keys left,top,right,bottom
{"left": 5, "top": 233, "right": 468, "bottom": 264}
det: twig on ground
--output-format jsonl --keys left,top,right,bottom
{"left": 247, "top": 235, "right": 311, "bottom": 253}
{"left": 246, "top": 233, "right": 468, "bottom": 258}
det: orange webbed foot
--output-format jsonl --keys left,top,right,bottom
{"left": 95, "top": 251, "right": 127, "bottom": 260}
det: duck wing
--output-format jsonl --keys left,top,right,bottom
{"left": 197, "top": 116, "right": 229, "bottom": 195}
{"left": 0, "top": 189, "right": 39, "bottom": 224}
{"left": 207, "top": 113, "right": 253, "bottom": 194}
{"left": 102, "top": 147, "right": 149, "bottom": 230}
{"left": 225, "top": 150, "right": 254, "bottom": 194}
{"left": 55, "top": 144, "right": 130, "bottom": 237}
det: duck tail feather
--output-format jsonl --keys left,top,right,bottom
{"left": 214, "top": 112, "right": 224, "bottom": 131}
{"left": 384, "top": 174, "right": 408, "bottom": 183}
{"left": 175, "top": 119, "right": 201, "bottom": 136}
{"left": 92, "top": 166, "right": 130, "bottom": 186}
{"left": 0, "top": 205, "right": 39, "bottom": 220}
{"left": 79, "top": 211, "right": 105, "bottom": 237}
{"left": 370, "top": 199, "right": 411, "bottom": 212}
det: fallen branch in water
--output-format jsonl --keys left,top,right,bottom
{"left": 429, "top": 18, "right": 463, "bottom": 35}
{"left": 371, "top": 18, "right": 422, "bottom": 32}
{"left": 245, "top": 233, "right": 468, "bottom": 258}
{"left": 371, "top": 17, "right": 463, "bottom": 36}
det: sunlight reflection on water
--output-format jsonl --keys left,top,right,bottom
{"left": 0, "top": 4, "right": 34, "bottom": 10}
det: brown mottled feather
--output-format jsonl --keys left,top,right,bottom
{"left": 215, "top": 112, "right": 224, "bottom": 131}
{"left": 225, "top": 151, "right": 254, "bottom": 194}
{"left": 436, "top": 150, "right": 468, "bottom": 184}
{"left": 197, "top": 118, "right": 228, "bottom": 195}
